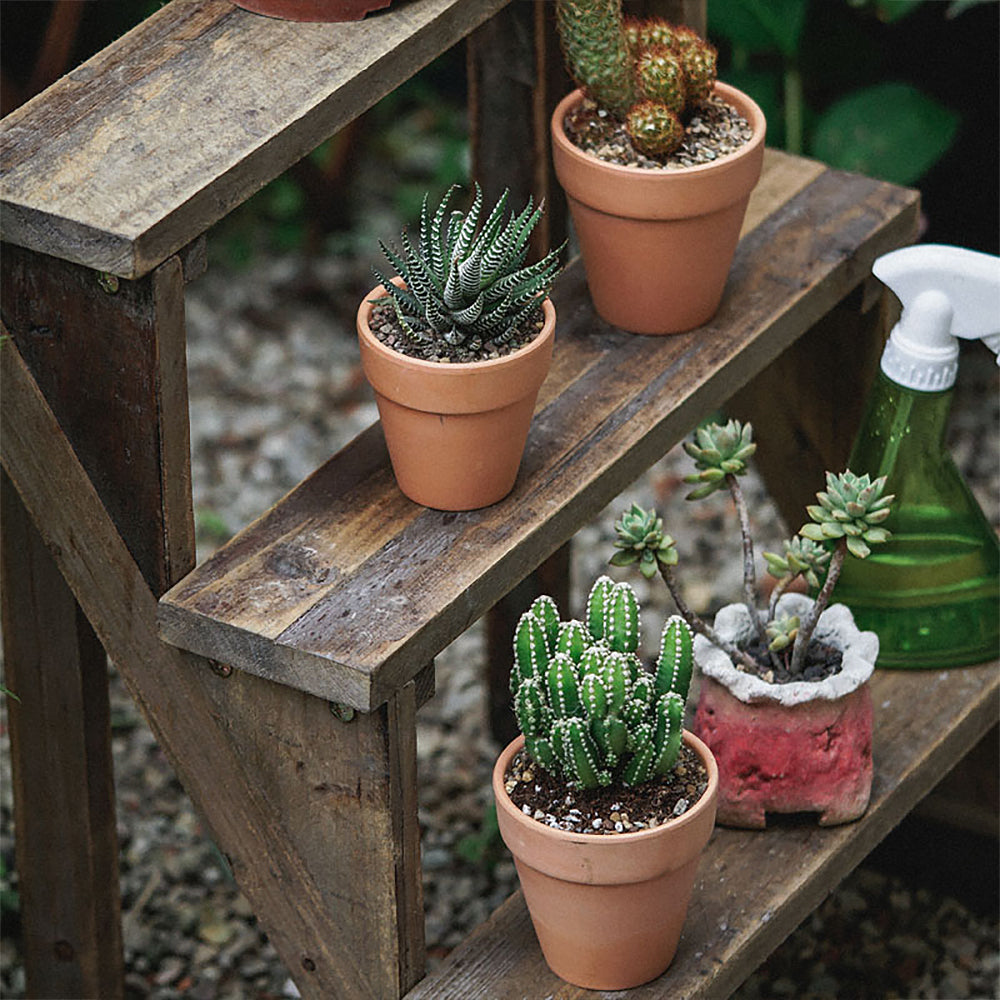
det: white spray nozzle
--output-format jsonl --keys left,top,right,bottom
{"left": 873, "top": 244, "right": 1000, "bottom": 390}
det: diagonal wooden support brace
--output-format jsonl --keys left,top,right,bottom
{"left": 2, "top": 335, "right": 425, "bottom": 998}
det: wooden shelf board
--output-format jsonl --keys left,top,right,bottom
{"left": 157, "top": 153, "right": 920, "bottom": 710}
{"left": 404, "top": 661, "right": 999, "bottom": 1000}
{"left": 0, "top": 0, "right": 509, "bottom": 279}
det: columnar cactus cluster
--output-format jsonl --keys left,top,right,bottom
{"left": 611, "top": 421, "right": 895, "bottom": 676}
{"left": 373, "top": 184, "right": 562, "bottom": 360}
{"left": 555, "top": 0, "right": 718, "bottom": 157}
{"left": 510, "top": 577, "right": 694, "bottom": 789}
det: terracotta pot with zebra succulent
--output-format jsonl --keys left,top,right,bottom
{"left": 357, "top": 185, "right": 562, "bottom": 511}
{"left": 493, "top": 578, "right": 718, "bottom": 989}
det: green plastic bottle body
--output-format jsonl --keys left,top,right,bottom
{"left": 833, "top": 370, "right": 999, "bottom": 668}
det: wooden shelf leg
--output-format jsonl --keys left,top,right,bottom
{"left": 2, "top": 244, "right": 426, "bottom": 999}
{"left": 201, "top": 670, "right": 425, "bottom": 998}
{"left": 1, "top": 471, "right": 125, "bottom": 1000}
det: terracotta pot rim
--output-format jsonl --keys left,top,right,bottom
{"left": 551, "top": 83, "right": 766, "bottom": 180}
{"left": 357, "top": 279, "right": 557, "bottom": 375}
{"left": 493, "top": 730, "right": 719, "bottom": 845}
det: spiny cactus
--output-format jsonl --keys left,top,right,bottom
{"left": 511, "top": 577, "right": 694, "bottom": 790}
{"left": 556, "top": 0, "right": 718, "bottom": 158}
{"left": 611, "top": 421, "right": 896, "bottom": 677}
{"left": 372, "top": 184, "right": 563, "bottom": 360}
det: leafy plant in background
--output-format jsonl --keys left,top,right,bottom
{"left": 706, "top": 0, "right": 981, "bottom": 185}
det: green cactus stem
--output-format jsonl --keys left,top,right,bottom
{"left": 555, "top": 1, "right": 718, "bottom": 158}
{"left": 510, "top": 577, "right": 696, "bottom": 790}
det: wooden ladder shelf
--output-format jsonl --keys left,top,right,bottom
{"left": 3, "top": 1, "right": 996, "bottom": 998}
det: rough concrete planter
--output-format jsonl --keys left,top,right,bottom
{"left": 692, "top": 594, "right": 877, "bottom": 828}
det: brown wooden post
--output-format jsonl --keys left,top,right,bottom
{"left": 468, "top": 1, "right": 573, "bottom": 744}
{"left": 0, "top": 243, "right": 197, "bottom": 999}
{"left": 0, "top": 474, "right": 124, "bottom": 1000}
{"left": 2, "top": 239, "right": 425, "bottom": 998}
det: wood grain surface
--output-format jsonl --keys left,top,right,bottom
{"left": 0, "top": 0, "right": 510, "bottom": 278}
{"left": 158, "top": 155, "right": 920, "bottom": 710}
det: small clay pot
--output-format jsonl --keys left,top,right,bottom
{"left": 232, "top": 0, "right": 391, "bottom": 20}
{"left": 493, "top": 732, "right": 718, "bottom": 990}
{"left": 693, "top": 594, "right": 877, "bottom": 828}
{"left": 357, "top": 281, "right": 556, "bottom": 511}
{"left": 550, "top": 83, "right": 766, "bottom": 335}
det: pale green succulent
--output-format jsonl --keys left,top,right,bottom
{"left": 800, "top": 471, "right": 894, "bottom": 560}
{"left": 511, "top": 577, "right": 694, "bottom": 790}
{"left": 611, "top": 422, "right": 895, "bottom": 677}
{"left": 682, "top": 419, "right": 757, "bottom": 499}
{"left": 765, "top": 614, "right": 800, "bottom": 653}
{"left": 372, "top": 184, "right": 562, "bottom": 360}
{"left": 763, "top": 536, "right": 832, "bottom": 591}
{"left": 609, "top": 502, "right": 678, "bottom": 579}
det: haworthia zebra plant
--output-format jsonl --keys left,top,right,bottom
{"left": 372, "top": 184, "right": 563, "bottom": 361}
{"left": 611, "top": 420, "right": 895, "bottom": 676}
{"left": 511, "top": 576, "right": 694, "bottom": 790}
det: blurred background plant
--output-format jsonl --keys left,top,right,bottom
{"left": 707, "top": 0, "right": 997, "bottom": 252}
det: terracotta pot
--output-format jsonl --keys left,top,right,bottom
{"left": 356, "top": 282, "right": 556, "bottom": 510}
{"left": 692, "top": 594, "right": 877, "bottom": 828}
{"left": 232, "top": 0, "right": 391, "bottom": 20}
{"left": 493, "top": 731, "right": 718, "bottom": 990}
{"left": 550, "top": 84, "right": 766, "bottom": 334}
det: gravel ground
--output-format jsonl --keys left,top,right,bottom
{"left": 1, "top": 248, "right": 997, "bottom": 999}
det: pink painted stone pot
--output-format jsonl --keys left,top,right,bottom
{"left": 692, "top": 594, "right": 878, "bottom": 829}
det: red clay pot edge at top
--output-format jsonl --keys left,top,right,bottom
{"left": 231, "top": 0, "right": 391, "bottom": 20}
{"left": 357, "top": 281, "right": 556, "bottom": 415}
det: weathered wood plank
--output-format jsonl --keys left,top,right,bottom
{"left": 0, "top": 0, "right": 511, "bottom": 279}
{"left": 404, "top": 660, "right": 1000, "bottom": 1000}
{"left": 0, "top": 473, "right": 124, "bottom": 1000}
{"left": 0, "top": 245, "right": 195, "bottom": 998}
{"left": 1, "top": 336, "right": 425, "bottom": 999}
{"left": 1, "top": 245, "right": 195, "bottom": 591}
{"left": 159, "top": 161, "right": 920, "bottom": 710}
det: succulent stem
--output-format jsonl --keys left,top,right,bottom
{"left": 788, "top": 538, "right": 847, "bottom": 674}
{"left": 657, "top": 562, "right": 758, "bottom": 672}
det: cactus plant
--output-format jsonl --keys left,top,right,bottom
{"left": 611, "top": 420, "right": 895, "bottom": 676}
{"left": 511, "top": 577, "right": 694, "bottom": 790}
{"left": 372, "top": 184, "right": 563, "bottom": 361}
{"left": 555, "top": 0, "right": 718, "bottom": 158}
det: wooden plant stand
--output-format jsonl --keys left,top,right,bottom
{"left": 2, "top": 2, "right": 995, "bottom": 999}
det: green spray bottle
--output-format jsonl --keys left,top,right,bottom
{"left": 833, "top": 244, "right": 999, "bottom": 668}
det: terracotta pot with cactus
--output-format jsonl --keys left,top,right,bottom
{"left": 493, "top": 577, "right": 718, "bottom": 989}
{"left": 552, "top": 0, "right": 766, "bottom": 334}
{"left": 610, "top": 420, "right": 896, "bottom": 828}
{"left": 357, "top": 185, "right": 562, "bottom": 510}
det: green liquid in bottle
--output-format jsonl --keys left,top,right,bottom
{"left": 833, "top": 371, "right": 1000, "bottom": 668}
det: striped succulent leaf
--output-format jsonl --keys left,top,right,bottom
{"left": 373, "top": 185, "right": 562, "bottom": 358}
